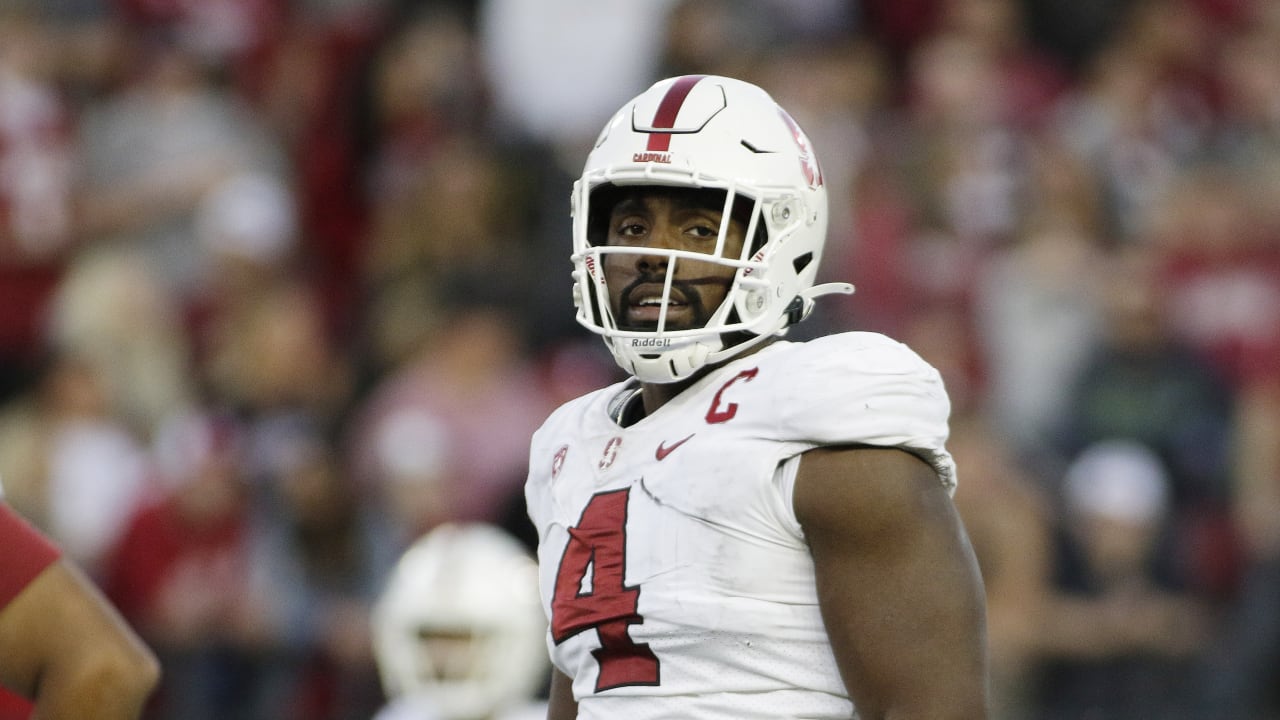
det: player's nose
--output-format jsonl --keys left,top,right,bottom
{"left": 635, "top": 219, "right": 680, "bottom": 274}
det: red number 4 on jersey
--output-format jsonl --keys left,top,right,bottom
{"left": 550, "top": 488, "right": 661, "bottom": 691}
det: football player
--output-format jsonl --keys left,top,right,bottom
{"left": 371, "top": 523, "right": 549, "bottom": 720}
{"left": 0, "top": 501, "right": 159, "bottom": 719}
{"left": 525, "top": 75, "right": 989, "bottom": 719}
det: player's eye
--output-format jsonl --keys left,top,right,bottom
{"left": 615, "top": 221, "right": 648, "bottom": 238}
{"left": 686, "top": 224, "right": 718, "bottom": 239}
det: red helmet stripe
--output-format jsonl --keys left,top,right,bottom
{"left": 646, "top": 75, "right": 707, "bottom": 152}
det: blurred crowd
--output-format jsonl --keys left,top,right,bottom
{"left": 0, "top": 0, "right": 1279, "bottom": 718}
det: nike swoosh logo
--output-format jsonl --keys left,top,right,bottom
{"left": 655, "top": 433, "right": 695, "bottom": 461}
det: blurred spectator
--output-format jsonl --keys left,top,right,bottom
{"left": 194, "top": 171, "right": 298, "bottom": 282}
{"left": 0, "top": 7, "right": 75, "bottom": 255}
{"left": 73, "top": 32, "right": 287, "bottom": 306}
{"left": 110, "top": 0, "right": 288, "bottom": 91}
{"left": 1149, "top": 166, "right": 1280, "bottom": 393}
{"left": 1231, "top": 380, "right": 1280, "bottom": 571}
{"left": 656, "top": 0, "right": 776, "bottom": 81}
{"left": 1049, "top": 1, "right": 1219, "bottom": 243}
{"left": 903, "top": 28, "right": 1024, "bottom": 247}
{"left": 102, "top": 410, "right": 257, "bottom": 720}
{"left": 0, "top": 351, "right": 150, "bottom": 577}
{"left": 760, "top": 0, "right": 858, "bottom": 41}
{"left": 241, "top": 431, "right": 396, "bottom": 719}
{"left": 362, "top": 137, "right": 521, "bottom": 306}
{"left": 1195, "top": 378, "right": 1280, "bottom": 719}
{"left": 186, "top": 169, "right": 299, "bottom": 361}
{"left": 200, "top": 279, "right": 352, "bottom": 436}
{"left": 1179, "top": 162, "right": 1280, "bottom": 719}
{"left": 860, "top": 0, "right": 946, "bottom": 73}
{"left": 1032, "top": 439, "right": 1212, "bottom": 719}
{"left": 46, "top": 248, "right": 198, "bottom": 439}
{"left": 1212, "top": 14, "right": 1280, "bottom": 179}
{"left": 945, "top": 0, "right": 1071, "bottom": 124}
{"left": 3, "top": 246, "right": 187, "bottom": 576}
{"left": 251, "top": 0, "right": 387, "bottom": 338}
{"left": 1019, "top": 0, "right": 1138, "bottom": 76}
{"left": 1058, "top": 244, "right": 1239, "bottom": 596}
{"left": 826, "top": 130, "right": 918, "bottom": 338}
{"left": 974, "top": 218, "right": 1105, "bottom": 459}
{"left": 359, "top": 3, "right": 488, "bottom": 205}
{"left": 183, "top": 169, "right": 323, "bottom": 408}
{"left": 0, "top": 9, "right": 80, "bottom": 402}
{"left": 346, "top": 287, "right": 552, "bottom": 547}
{"left": 357, "top": 133, "right": 539, "bottom": 382}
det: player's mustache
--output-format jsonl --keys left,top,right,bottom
{"left": 617, "top": 274, "right": 724, "bottom": 329}
{"left": 619, "top": 274, "right": 724, "bottom": 309}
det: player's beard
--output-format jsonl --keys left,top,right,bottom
{"left": 615, "top": 276, "right": 723, "bottom": 332}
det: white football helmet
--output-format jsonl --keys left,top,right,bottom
{"left": 571, "top": 74, "right": 853, "bottom": 383}
{"left": 371, "top": 523, "right": 549, "bottom": 720}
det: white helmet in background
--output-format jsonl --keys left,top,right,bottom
{"left": 372, "top": 523, "right": 548, "bottom": 719}
{"left": 571, "top": 74, "right": 853, "bottom": 383}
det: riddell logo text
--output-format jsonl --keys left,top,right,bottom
{"left": 631, "top": 338, "right": 671, "bottom": 348}
{"left": 633, "top": 152, "right": 671, "bottom": 163}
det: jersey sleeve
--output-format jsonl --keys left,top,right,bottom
{"left": 524, "top": 424, "right": 552, "bottom": 535}
{"left": 524, "top": 401, "right": 576, "bottom": 545}
{"left": 0, "top": 503, "right": 62, "bottom": 609}
{"left": 778, "top": 333, "right": 958, "bottom": 492}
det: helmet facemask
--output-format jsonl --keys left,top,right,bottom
{"left": 573, "top": 175, "right": 825, "bottom": 384}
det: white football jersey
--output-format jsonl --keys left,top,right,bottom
{"left": 525, "top": 332, "right": 956, "bottom": 719}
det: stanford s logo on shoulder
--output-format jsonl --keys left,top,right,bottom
{"left": 599, "top": 436, "right": 623, "bottom": 470}
{"left": 551, "top": 445, "right": 568, "bottom": 478}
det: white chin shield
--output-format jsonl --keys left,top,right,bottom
{"left": 611, "top": 333, "right": 719, "bottom": 385}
